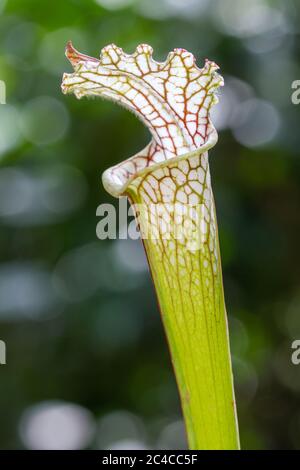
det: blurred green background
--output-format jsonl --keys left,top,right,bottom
{"left": 0, "top": 0, "right": 299, "bottom": 450}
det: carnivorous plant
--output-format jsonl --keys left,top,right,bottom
{"left": 61, "top": 42, "right": 240, "bottom": 450}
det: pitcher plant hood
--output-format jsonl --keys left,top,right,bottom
{"left": 61, "top": 42, "right": 223, "bottom": 197}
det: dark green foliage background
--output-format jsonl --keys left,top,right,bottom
{"left": 0, "top": 0, "right": 299, "bottom": 449}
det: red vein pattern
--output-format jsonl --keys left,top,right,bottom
{"left": 128, "top": 152, "right": 218, "bottom": 278}
{"left": 62, "top": 42, "right": 223, "bottom": 196}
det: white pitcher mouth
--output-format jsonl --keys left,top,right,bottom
{"left": 102, "top": 128, "right": 218, "bottom": 197}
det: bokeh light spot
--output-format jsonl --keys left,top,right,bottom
{"left": 19, "top": 96, "right": 70, "bottom": 146}
{"left": 19, "top": 401, "right": 96, "bottom": 450}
